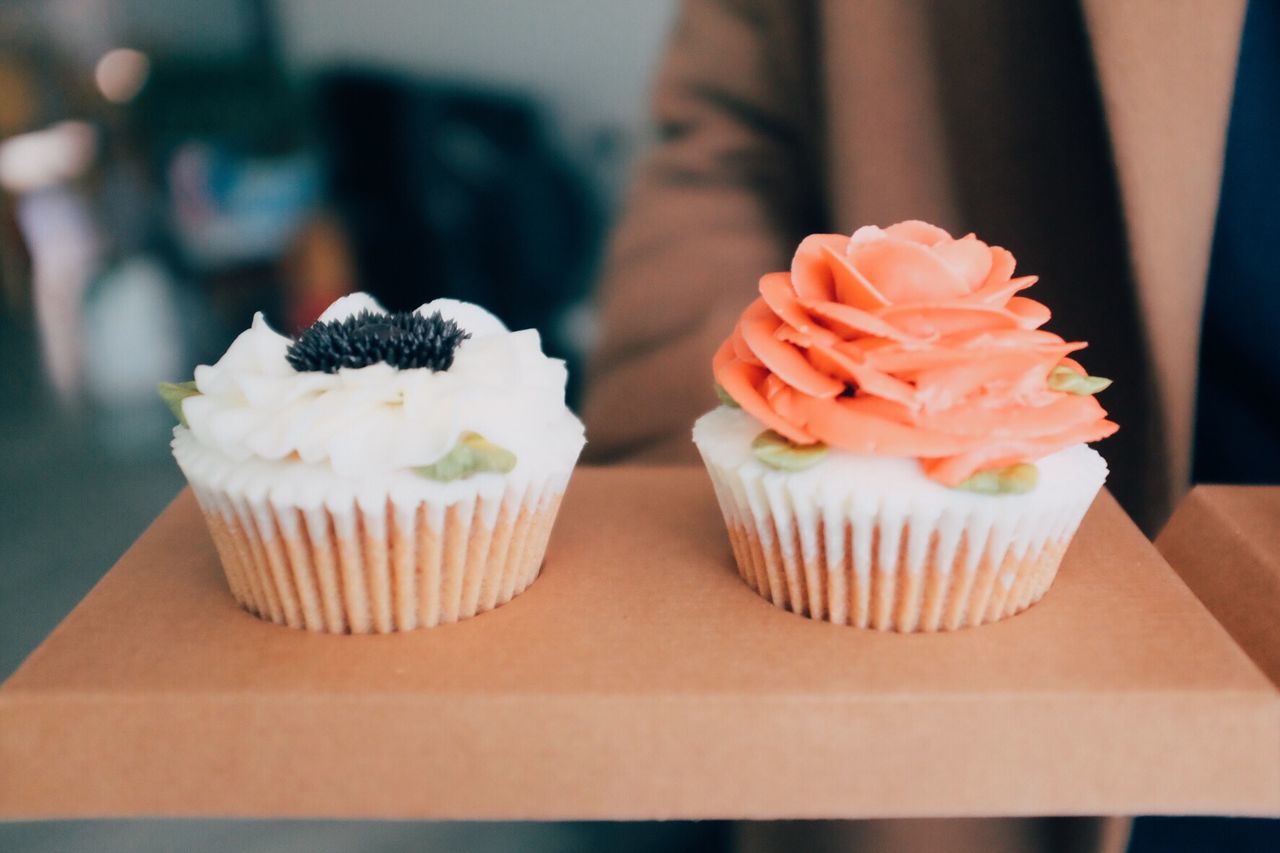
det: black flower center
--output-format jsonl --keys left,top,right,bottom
{"left": 286, "top": 309, "right": 470, "bottom": 374}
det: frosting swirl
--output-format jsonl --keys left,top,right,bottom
{"left": 713, "top": 221, "right": 1118, "bottom": 485}
{"left": 183, "top": 293, "right": 584, "bottom": 478}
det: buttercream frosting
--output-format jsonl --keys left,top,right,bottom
{"left": 713, "top": 221, "right": 1118, "bottom": 485}
{"left": 180, "top": 292, "right": 585, "bottom": 480}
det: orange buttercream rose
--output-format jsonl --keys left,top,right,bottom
{"left": 713, "top": 220, "right": 1118, "bottom": 485}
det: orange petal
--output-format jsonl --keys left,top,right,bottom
{"left": 864, "top": 345, "right": 971, "bottom": 374}
{"left": 1058, "top": 356, "right": 1086, "bottom": 374}
{"left": 713, "top": 353, "right": 815, "bottom": 444}
{"left": 759, "top": 272, "right": 837, "bottom": 344}
{"left": 937, "top": 327, "right": 1068, "bottom": 349}
{"left": 882, "top": 220, "right": 952, "bottom": 245}
{"left": 974, "top": 246, "right": 1017, "bottom": 289}
{"left": 769, "top": 385, "right": 811, "bottom": 427}
{"left": 774, "top": 324, "right": 814, "bottom": 347}
{"left": 967, "top": 274, "right": 1037, "bottom": 306}
{"left": 842, "top": 393, "right": 919, "bottom": 425}
{"left": 847, "top": 238, "right": 971, "bottom": 302}
{"left": 923, "top": 418, "right": 1118, "bottom": 486}
{"left": 740, "top": 295, "right": 775, "bottom": 322}
{"left": 790, "top": 234, "right": 846, "bottom": 301}
{"left": 732, "top": 297, "right": 777, "bottom": 364}
{"left": 868, "top": 331, "right": 1082, "bottom": 372}
{"left": 712, "top": 336, "right": 736, "bottom": 374}
{"left": 880, "top": 302, "right": 1021, "bottom": 338}
{"left": 821, "top": 245, "right": 893, "bottom": 310}
{"left": 931, "top": 234, "right": 993, "bottom": 290}
{"left": 917, "top": 394, "right": 1108, "bottom": 440}
{"left": 776, "top": 323, "right": 857, "bottom": 351}
{"left": 868, "top": 343, "right": 1009, "bottom": 374}
{"left": 808, "top": 343, "right": 919, "bottom": 408}
{"left": 802, "top": 298, "right": 918, "bottom": 341}
{"left": 911, "top": 347, "right": 1074, "bottom": 411}
{"left": 763, "top": 372, "right": 789, "bottom": 402}
{"left": 730, "top": 324, "right": 762, "bottom": 367}
{"left": 794, "top": 395, "right": 973, "bottom": 457}
{"left": 740, "top": 313, "right": 844, "bottom": 398}
{"left": 923, "top": 449, "right": 1025, "bottom": 486}
{"left": 1005, "top": 296, "right": 1052, "bottom": 329}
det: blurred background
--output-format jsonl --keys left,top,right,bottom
{"left": 0, "top": 1, "right": 731, "bottom": 849}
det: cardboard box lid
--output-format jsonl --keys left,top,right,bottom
{"left": 3, "top": 469, "right": 1278, "bottom": 820}
{"left": 1157, "top": 486, "right": 1280, "bottom": 689}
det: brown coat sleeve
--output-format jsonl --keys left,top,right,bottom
{"left": 581, "top": 0, "right": 825, "bottom": 464}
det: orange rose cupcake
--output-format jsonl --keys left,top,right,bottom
{"left": 693, "top": 221, "right": 1117, "bottom": 631}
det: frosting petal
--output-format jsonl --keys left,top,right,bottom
{"left": 847, "top": 237, "right": 971, "bottom": 302}
{"left": 318, "top": 292, "right": 386, "bottom": 323}
{"left": 418, "top": 297, "right": 507, "bottom": 338}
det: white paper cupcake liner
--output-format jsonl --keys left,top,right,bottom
{"left": 191, "top": 480, "right": 564, "bottom": 633}
{"left": 172, "top": 427, "right": 576, "bottom": 633}
{"left": 717, "top": 504, "right": 1069, "bottom": 631}
{"left": 694, "top": 408, "right": 1107, "bottom": 632}
{"left": 192, "top": 479, "right": 563, "bottom": 630}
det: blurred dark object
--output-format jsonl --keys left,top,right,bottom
{"left": 0, "top": 51, "right": 35, "bottom": 314}
{"left": 1128, "top": 816, "right": 1278, "bottom": 853}
{"left": 122, "top": 55, "right": 309, "bottom": 348}
{"left": 1192, "top": 0, "right": 1280, "bottom": 486}
{"left": 0, "top": 192, "right": 30, "bottom": 315}
{"left": 129, "top": 58, "right": 300, "bottom": 162}
{"left": 314, "top": 70, "right": 602, "bottom": 402}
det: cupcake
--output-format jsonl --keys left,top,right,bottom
{"left": 694, "top": 221, "right": 1117, "bottom": 631}
{"left": 161, "top": 293, "right": 585, "bottom": 633}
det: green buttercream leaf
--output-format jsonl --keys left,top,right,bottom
{"left": 751, "top": 429, "right": 828, "bottom": 471}
{"left": 158, "top": 380, "right": 199, "bottom": 427}
{"left": 414, "top": 432, "right": 517, "bottom": 481}
{"left": 1048, "top": 366, "right": 1112, "bottom": 396}
{"left": 714, "top": 383, "right": 741, "bottom": 408}
{"left": 955, "top": 462, "right": 1040, "bottom": 495}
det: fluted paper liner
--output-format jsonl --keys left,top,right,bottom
{"left": 702, "top": 458, "right": 1100, "bottom": 632}
{"left": 190, "top": 480, "right": 564, "bottom": 633}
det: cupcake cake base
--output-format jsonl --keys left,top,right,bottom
{"left": 197, "top": 487, "right": 564, "bottom": 634}
{"left": 695, "top": 407, "right": 1108, "bottom": 632}
{"left": 174, "top": 428, "right": 576, "bottom": 634}
{"left": 724, "top": 517, "right": 1068, "bottom": 631}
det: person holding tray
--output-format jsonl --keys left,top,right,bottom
{"left": 583, "top": 1, "right": 1279, "bottom": 851}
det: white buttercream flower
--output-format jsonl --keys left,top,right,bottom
{"left": 183, "top": 293, "right": 582, "bottom": 478}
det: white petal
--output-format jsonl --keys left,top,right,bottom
{"left": 317, "top": 292, "right": 386, "bottom": 323}
{"left": 418, "top": 298, "right": 507, "bottom": 338}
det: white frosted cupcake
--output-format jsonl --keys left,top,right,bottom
{"left": 163, "top": 293, "right": 585, "bottom": 633}
{"left": 694, "top": 221, "right": 1117, "bottom": 631}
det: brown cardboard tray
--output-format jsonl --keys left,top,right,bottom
{"left": 2, "top": 468, "right": 1277, "bottom": 819}
{"left": 1158, "top": 486, "right": 1280, "bottom": 689}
